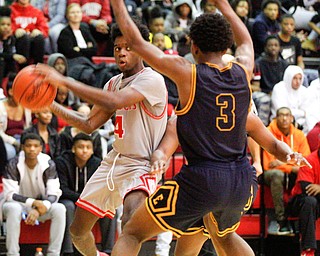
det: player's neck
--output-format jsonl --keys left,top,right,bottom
{"left": 196, "top": 51, "right": 225, "bottom": 66}
{"left": 122, "top": 62, "right": 145, "bottom": 78}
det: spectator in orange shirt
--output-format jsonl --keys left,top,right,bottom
{"left": 263, "top": 106, "right": 311, "bottom": 235}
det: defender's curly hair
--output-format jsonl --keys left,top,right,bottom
{"left": 189, "top": 13, "right": 233, "bottom": 53}
{"left": 111, "top": 17, "right": 150, "bottom": 43}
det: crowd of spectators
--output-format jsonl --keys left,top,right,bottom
{"left": 0, "top": 0, "right": 319, "bottom": 255}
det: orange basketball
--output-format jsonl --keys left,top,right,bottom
{"left": 12, "top": 65, "right": 57, "bottom": 110}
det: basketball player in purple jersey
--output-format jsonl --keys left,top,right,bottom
{"left": 108, "top": 0, "right": 312, "bottom": 255}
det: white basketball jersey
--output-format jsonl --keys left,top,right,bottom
{"left": 104, "top": 67, "right": 167, "bottom": 161}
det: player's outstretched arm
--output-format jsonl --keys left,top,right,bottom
{"left": 150, "top": 115, "right": 179, "bottom": 175}
{"left": 35, "top": 64, "right": 145, "bottom": 113}
{"left": 213, "top": 0, "right": 254, "bottom": 73}
{"left": 246, "top": 113, "right": 311, "bottom": 168}
{"left": 109, "top": 0, "right": 191, "bottom": 86}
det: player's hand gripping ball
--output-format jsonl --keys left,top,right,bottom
{"left": 12, "top": 65, "right": 57, "bottom": 110}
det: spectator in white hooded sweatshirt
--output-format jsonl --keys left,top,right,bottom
{"left": 271, "top": 65, "right": 309, "bottom": 133}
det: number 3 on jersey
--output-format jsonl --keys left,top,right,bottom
{"left": 114, "top": 115, "right": 125, "bottom": 139}
{"left": 216, "top": 94, "right": 235, "bottom": 131}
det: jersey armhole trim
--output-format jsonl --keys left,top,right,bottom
{"left": 140, "top": 94, "right": 168, "bottom": 120}
{"left": 175, "top": 64, "right": 196, "bottom": 115}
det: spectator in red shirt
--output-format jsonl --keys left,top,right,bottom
{"left": 307, "top": 122, "right": 320, "bottom": 152}
{"left": 289, "top": 135, "right": 320, "bottom": 256}
{"left": 10, "top": 0, "right": 49, "bottom": 68}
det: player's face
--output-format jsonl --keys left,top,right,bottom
{"left": 22, "top": 139, "right": 42, "bottom": 160}
{"left": 54, "top": 58, "right": 66, "bottom": 75}
{"left": 291, "top": 73, "right": 302, "bottom": 90}
{"left": 114, "top": 36, "right": 142, "bottom": 76}
{"left": 263, "top": 3, "right": 279, "bottom": 21}
{"left": 37, "top": 108, "right": 53, "bottom": 125}
{"left": 73, "top": 140, "right": 94, "bottom": 162}
{"left": 236, "top": 1, "right": 249, "bottom": 18}
{"left": 281, "top": 18, "right": 295, "bottom": 35}
{"left": 150, "top": 18, "right": 165, "bottom": 33}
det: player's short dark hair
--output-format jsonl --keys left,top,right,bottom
{"left": 261, "top": 0, "right": 281, "bottom": 10}
{"left": 189, "top": 13, "right": 233, "bottom": 53}
{"left": 21, "top": 133, "right": 43, "bottom": 145}
{"left": 73, "top": 133, "right": 93, "bottom": 145}
{"left": 264, "top": 35, "right": 280, "bottom": 47}
{"left": 111, "top": 17, "right": 150, "bottom": 43}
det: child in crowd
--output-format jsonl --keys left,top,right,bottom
{"left": 148, "top": 5, "right": 173, "bottom": 50}
{"left": 0, "top": 8, "right": 26, "bottom": 85}
{"left": 10, "top": 0, "right": 48, "bottom": 68}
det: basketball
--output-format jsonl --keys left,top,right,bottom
{"left": 12, "top": 65, "right": 57, "bottom": 110}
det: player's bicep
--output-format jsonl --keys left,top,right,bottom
{"left": 132, "top": 40, "right": 191, "bottom": 83}
{"left": 111, "top": 87, "right": 145, "bottom": 109}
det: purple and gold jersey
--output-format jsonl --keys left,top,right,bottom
{"left": 176, "top": 62, "right": 252, "bottom": 164}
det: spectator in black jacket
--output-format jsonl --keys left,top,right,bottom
{"left": 57, "top": 3, "right": 97, "bottom": 61}
{"left": 252, "top": 0, "right": 281, "bottom": 57}
{"left": 252, "top": 35, "right": 289, "bottom": 126}
{"left": 55, "top": 133, "right": 116, "bottom": 255}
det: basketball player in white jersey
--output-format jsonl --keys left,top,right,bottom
{"left": 35, "top": 20, "right": 167, "bottom": 256}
